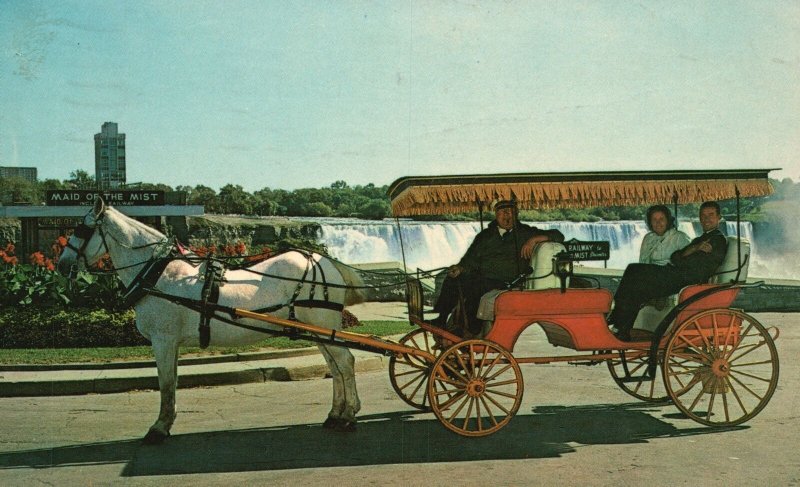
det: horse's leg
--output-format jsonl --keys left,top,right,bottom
{"left": 143, "top": 336, "right": 179, "bottom": 445}
{"left": 319, "top": 344, "right": 360, "bottom": 432}
{"left": 318, "top": 344, "right": 345, "bottom": 428}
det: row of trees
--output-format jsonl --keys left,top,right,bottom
{"left": 2, "top": 168, "right": 799, "bottom": 221}
{"left": 0, "top": 170, "right": 392, "bottom": 219}
{"left": 174, "top": 180, "right": 390, "bottom": 218}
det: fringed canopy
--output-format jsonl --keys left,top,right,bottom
{"left": 388, "top": 169, "right": 776, "bottom": 216}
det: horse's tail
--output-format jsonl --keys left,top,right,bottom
{"left": 330, "top": 260, "right": 366, "bottom": 306}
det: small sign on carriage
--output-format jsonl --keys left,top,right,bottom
{"left": 563, "top": 238, "right": 610, "bottom": 261}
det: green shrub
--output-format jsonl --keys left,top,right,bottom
{"left": 0, "top": 307, "right": 147, "bottom": 349}
{"left": 0, "top": 263, "right": 123, "bottom": 309}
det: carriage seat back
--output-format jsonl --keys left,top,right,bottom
{"left": 709, "top": 236, "right": 750, "bottom": 284}
{"left": 525, "top": 241, "right": 568, "bottom": 290}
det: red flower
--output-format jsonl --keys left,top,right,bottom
{"left": 29, "top": 252, "right": 46, "bottom": 266}
{"left": 235, "top": 242, "right": 247, "bottom": 255}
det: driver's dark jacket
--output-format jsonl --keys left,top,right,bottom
{"left": 457, "top": 221, "right": 565, "bottom": 283}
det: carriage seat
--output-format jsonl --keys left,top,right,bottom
{"left": 477, "top": 241, "right": 567, "bottom": 321}
{"left": 633, "top": 236, "right": 750, "bottom": 332}
{"left": 525, "top": 241, "right": 568, "bottom": 290}
{"left": 709, "top": 236, "right": 751, "bottom": 284}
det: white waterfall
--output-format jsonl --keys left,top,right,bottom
{"left": 316, "top": 218, "right": 759, "bottom": 274}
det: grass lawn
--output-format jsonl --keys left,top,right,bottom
{"left": 0, "top": 320, "right": 415, "bottom": 365}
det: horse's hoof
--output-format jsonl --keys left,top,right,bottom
{"left": 142, "top": 429, "right": 169, "bottom": 445}
{"left": 335, "top": 420, "right": 357, "bottom": 433}
{"left": 322, "top": 417, "right": 339, "bottom": 429}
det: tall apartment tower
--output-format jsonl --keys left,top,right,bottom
{"left": 94, "top": 122, "right": 126, "bottom": 189}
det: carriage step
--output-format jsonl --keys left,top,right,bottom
{"left": 620, "top": 375, "right": 654, "bottom": 383}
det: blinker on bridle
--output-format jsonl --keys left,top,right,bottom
{"left": 65, "top": 217, "right": 109, "bottom": 273}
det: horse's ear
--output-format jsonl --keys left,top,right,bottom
{"left": 93, "top": 196, "right": 106, "bottom": 218}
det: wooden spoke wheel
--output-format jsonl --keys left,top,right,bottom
{"left": 663, "top": 309, "right": 779, "bottom": 427}
{"left": 389, "top": 328, "right": 438, "bottom": 411}
{"left": 608, "top": 350, "right": 670, "bottom": 403}
{"left": 427, "top": 339, "right": 523, "bottom": 437}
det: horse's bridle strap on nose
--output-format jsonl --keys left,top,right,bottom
{"left": 65, "top": 219, "right": 110, "bottom": 270}
{"left": 73, "top": 223, "right": 94, "bottom": 240}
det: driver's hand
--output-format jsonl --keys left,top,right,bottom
{"left": 521, "top": 236, "right": 547, "bottom": 259}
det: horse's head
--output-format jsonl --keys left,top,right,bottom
{"left": 57, "top": 197, "right": 110, "bottom": 277}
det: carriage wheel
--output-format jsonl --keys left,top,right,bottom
{"left": 427, "top": 339, "right": 523, "bottom": 437}
{"left": 607, "top": 350, "right": 670, "bottom": 403}
{"left": 389, "top": 328, "right": 438, "bottom": 411}
{"left": 663, "top": 309, "right": 779, "bottom": 427}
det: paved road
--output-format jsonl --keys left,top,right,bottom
{"left": 0, "top": 312, "right": 798, "bottom": 486}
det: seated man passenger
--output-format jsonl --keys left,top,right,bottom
{"left": 608, "top": 201, "right": 727, "bottom": 341}
{"left": 639, "top": 205, "right": 690, "bottom": 265}
{"left": 430, "top": 199, "right": 564, "bottom": 336}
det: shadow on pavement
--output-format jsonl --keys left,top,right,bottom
{"left": 0, "top": 402, "right": 745, "bottom": 476}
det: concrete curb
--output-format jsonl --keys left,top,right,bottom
{"left": 0, "top": 349, "right": 389, "bottom": 397}
{"left": 0, "top": 347, "right": 321, "bottom": 372}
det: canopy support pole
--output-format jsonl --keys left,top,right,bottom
{"left": 394, "top": 217, "right": 410, "bottom": 275}
{"left": 477, "top": 200, "right": 485, "bottom": 231}
{"left": 735, "top": 186, "right": 742, "bottom": 282}
{"left": 672, "top": 192, "right": 679, "bottom": 226}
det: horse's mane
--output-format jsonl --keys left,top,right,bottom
{"left": 105, "top": 207, "right": 168, "bottom": 247}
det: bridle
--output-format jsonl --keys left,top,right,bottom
{"left": 64, "top": 214, "right": 111, "bottom": 274}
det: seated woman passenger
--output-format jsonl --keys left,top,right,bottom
{"left": 639, "top": 205, "right": 690, "bottom": 265}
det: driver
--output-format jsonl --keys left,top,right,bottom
{"left": 430, "top": 199, "right": 564, "bottom": 336}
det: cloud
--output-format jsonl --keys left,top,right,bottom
{"left": 62, "top": 97, "right": 117, "bottom": 109}
{"left": 11, "top": 15, "right": 55, "bottom": 80}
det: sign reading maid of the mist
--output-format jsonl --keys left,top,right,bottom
{"left": 46, "top": 190, "right": 165, "bottom": 206}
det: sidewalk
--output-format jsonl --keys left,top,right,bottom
{"left": 0, "top": 302, "right": 411, "bottom": 398}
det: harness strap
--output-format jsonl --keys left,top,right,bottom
{"left": 199, "top": 258, "right": 226, "bottom": 348}
{"left": 309, "top": 257, "right": 317, "bottom": 301}
{"left": 120, "top": 255, "right": 175, "bottom": 309}
{"left": 293, "top": 299, "right": 344, "bottom": 312}
{"left": 288, "top": 253, "right": 313, "bottom": 321}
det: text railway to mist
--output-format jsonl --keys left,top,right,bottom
{"left": 313, "top": 218, "right": 786, "bottom": 279}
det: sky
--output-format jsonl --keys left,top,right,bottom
{"left": 1, "top": 0, "right": 798, "bottom": 191}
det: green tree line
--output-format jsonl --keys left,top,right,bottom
{"left": 0, "top": 171, "right": 391, "bottom": 219}
{"left": 2, "top": 169, "right": 798, "bottom": 221}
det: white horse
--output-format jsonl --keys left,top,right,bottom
{"left": 57, "top": 198, "right": 364, "bottom": 444}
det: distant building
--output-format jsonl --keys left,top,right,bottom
{"left": 94, "top": 122, "right": 126, "bottom": 189}
{"left": 0, "top": 166, "right": 38, "bottom": 183}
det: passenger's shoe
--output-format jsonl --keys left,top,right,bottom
{"left": 614, "top": 328, "right": 632, "bottom": 342}
{"left": 630, "top": 329, "right": 654, "bottom": 341}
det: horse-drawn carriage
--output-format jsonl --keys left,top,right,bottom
{"left": 57, "top": 169, "right": 780, "bottom": 441}
{"left": 386, "top": 169, "right": 779, "bottom": 436}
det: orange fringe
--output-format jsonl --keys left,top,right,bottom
{"left": 391, "top": 179, "right": 773, "bottom": 216}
